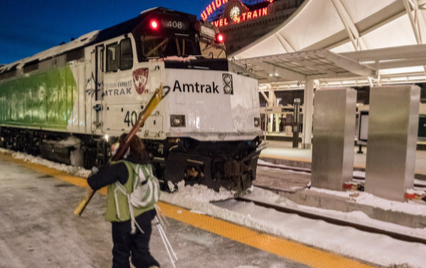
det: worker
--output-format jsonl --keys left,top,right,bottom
{"left": 87, "top": 133, "right": 160, "bottom": 268}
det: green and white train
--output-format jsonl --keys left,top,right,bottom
{"left": 0, "top": 8, "right": 262, "bottom": 191}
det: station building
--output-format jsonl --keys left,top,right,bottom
{"left": 201, "top": 0, "right": 304, "bottom": 54}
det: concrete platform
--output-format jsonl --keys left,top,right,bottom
{"left": 263, "top": 133, "right": 426, "bottom": 150}
{"left": 0, "top": 152, "right": 375, "bottom": 268}
{"left": 257, "top": 141, "right": 426, "bottom": 229}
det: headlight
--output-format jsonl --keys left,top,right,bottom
{"left": 222, "top": 73, "right": 233, "bottom": 95}
{"left": 170, "top": 115, "right": 186, "bottom": 127}
{"left": 254, "top": 117, "right": 260, "bottom": 127}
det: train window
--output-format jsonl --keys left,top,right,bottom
{"left": 66, "top": 48, "right": 84, "bottom": 62}
{"left": 106, "top": 43, "right": 119, "bottom": 72}
{"left": 120, "top": 38, "right": 133, "bottom": 70}
{"left": 0, "top": 64, "right": 18, "bottom": 80}
{"left": 23, "top": 61, "right": 39, "bottom": 74}
{"left": 0, "top": 70, "right": 16, "bottom": 80}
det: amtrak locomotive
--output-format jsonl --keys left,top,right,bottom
{"left": 0, "top": 8, "right": 262, "bottom": 192}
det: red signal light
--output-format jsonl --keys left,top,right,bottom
{"left": 150, "top": 19, "right": 159, "bottom": 30}
{"left": 216, "top": 33, "right": 224, "bottom": 43}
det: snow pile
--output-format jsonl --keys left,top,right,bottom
{"left": 149, "top": 56, "right": 197, "bottom": 62}
{"left": 160, "top": 182, "right": 288, "bottom": 235}
{"left": 0, "top": 148, "right": 90, "bottom": 178}
{"left": 166, "top": 181, "right": 235, "bottom": 203}
{"left": 0, "top": 148, "right": 13, "bottom": 155}
{"left": 310, "top": 187, "right": 426, "bottom": 216}
{"left": 259, "top": 159, "right": 426, "bottom": 214}
{"left": 249, "top": 187, "right": 426, "bottom": 238}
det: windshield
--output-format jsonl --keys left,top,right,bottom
{"left": 142, "top": 35, "right": 198, "bottom": 58}
{"left": 199, "top": 40, "right": 226, "bottom": 59}
{"left": 140, "top": 34, "right": 226, "bottom": 60}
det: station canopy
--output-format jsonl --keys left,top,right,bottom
{"left": 231, "top": 0, "right": 426, "bottom": 86}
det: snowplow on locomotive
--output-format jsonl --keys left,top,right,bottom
{"left": 0, "top": 7, "right": 262, "bottom": 192}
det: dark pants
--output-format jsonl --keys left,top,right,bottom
{"left": 111, "top": 209, "right": 160, "bottom": 268}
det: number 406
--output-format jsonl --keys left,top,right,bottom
{"left": 124, "top": 111, "right": 141, "bottom": 127}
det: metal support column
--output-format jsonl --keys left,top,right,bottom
{"left": 293, "top": 98, "right": 301, "bottom": 148}
{"left": 365, "top": 85, "right": 420, "bottom": 201}
{"left": 311, "top": 88, "right": 357, "bottom": 191}
{"left": 302, "top": 80, "right": 314, "bottom": 149}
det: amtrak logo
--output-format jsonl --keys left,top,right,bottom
{"left": 85, "top": 72, "right": 103, "bottom": 98}
{"left": 85, "top": 72, "right": 132, "bottom": 98}
{"left": 133, "top": 68, "right": 149, "bottom": 95}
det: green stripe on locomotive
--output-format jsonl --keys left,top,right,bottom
{"left": 0, "top": 66, "right": 77, "bottom": 130}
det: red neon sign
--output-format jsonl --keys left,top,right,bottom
{"left": 201, "top": 0, "right": 229, "bottom": 21}
{"left": 211, "top": 7, "right": 268, "bottom": 27}
{"left": 201, "top": 0, "right": 273, "bottom": 22}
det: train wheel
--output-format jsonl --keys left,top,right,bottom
{"left": 184, "top": 167, "right": 206, "bottom": 186}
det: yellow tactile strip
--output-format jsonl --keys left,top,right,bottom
{"left": 0, "top": 152, "right": 375, "bottom": 268}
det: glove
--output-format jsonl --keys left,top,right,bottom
{"left": 111, "top": 142, "right": 120, "bottom": 157}
{"left": 89, "top": 166, "right": 99, "bottom": 177}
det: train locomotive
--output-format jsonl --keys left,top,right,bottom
{"left": 0, "top": 8, "right": 262, "bottom": 192}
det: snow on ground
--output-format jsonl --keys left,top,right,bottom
{"left": 1, "top": 149, "right": 425, "bottom": 267}
{"left": 166, "top": 184, "right": 426, "bottom": 268}
{"left": 259, "top": 159, "right": 426, "bottom": 215}
{"left": 247, "top": 187, "right": 426, "bottom": 238}
{"left": 258, "top": 159, "right": 311, "bottom": 172}
{"left": 309, "top": 187, "right": 426, "bottom": 216}
{"left": 215, "top": 195, "right": 425, "bottom": 268}
{"left": 0, "top": 148, "right": 90, "bottom": 178}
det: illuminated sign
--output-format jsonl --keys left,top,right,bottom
{"left": 201, "top": 0, "right": 229, "bottom": 21}
{"left": 201, "top": 0, "right": 273, "bottom": 27}
{"left": 212, "top": 7, "right": 268, "bottom": 27}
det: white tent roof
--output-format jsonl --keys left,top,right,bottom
{"left": 232, "top": 0, "right": 426, "bottom": 83}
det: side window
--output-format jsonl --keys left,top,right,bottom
{"left": 106, "top": 43, "right": 119, "bottom": 72}
{"left": 120, "top": 38, "right": 133, "bottom": 70}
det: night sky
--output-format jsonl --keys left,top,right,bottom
{"left": 0, "top": 0, "right": 211, "bottom": 65}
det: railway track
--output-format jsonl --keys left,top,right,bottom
{"left": 257, "top": 163, "right": 426, "bottom": 189}
{"left": 235, "top": 195, "right": 426, "bottom": 245}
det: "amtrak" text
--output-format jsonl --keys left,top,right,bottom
{"left": 173, "top": 81, "right": 219, "bottom": 94}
